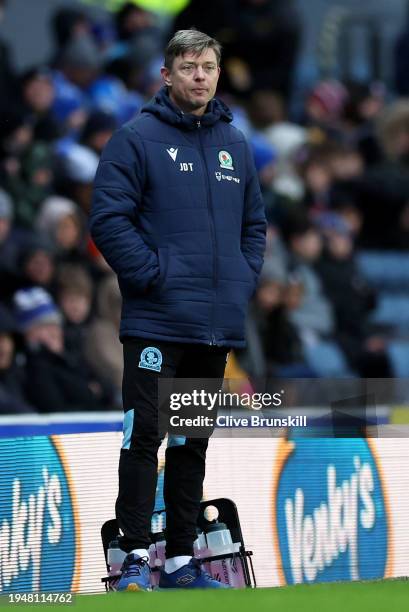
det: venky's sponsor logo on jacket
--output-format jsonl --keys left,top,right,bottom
{"left": 273, "top": 437, "right": 392, "bottom": 584}
{"left": 0, "top": 437, "right": 79, "bottom": 592}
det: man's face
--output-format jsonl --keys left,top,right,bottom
{"left": 161, "top": 48, "right": 220, "bottom": 116}
{"left": 26, "top": 323, "right": 63, "bottom": 354}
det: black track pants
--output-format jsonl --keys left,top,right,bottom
{"left": 116, "top": 337, "right": 228, "bottom": 558}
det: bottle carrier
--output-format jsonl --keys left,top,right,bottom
{"left": 101, "top": 497, "right": 256, "bottom": 590}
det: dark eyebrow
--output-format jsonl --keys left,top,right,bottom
{"left": 181, "top": 61, "right": 216, "bottom": 66}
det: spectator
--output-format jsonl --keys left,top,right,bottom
{"left": 341, "top": 81, "right": 384, "bottom": 166}
{"left": 51, "top": 34, "right": 101, "bottom": 132}
{"left": 55, "top": 265, "right": 118, "bottom": 406}
{"left": 0, "top": 303, "right": 33, "bottom": 414}
{"left": 357, "top": 100, "right": 409, "bottom": 248}
{"left": 36, "top": 195, "right": 86, "bottom": 265}
{"left": 305, "top": 80, "right": 349, "bottom": 140}
{"left": 54, "top": 143, "right": 99, "bottom": 214}
{"left": 55, "top": 263, "right": 93, "bottom": 356}
{"left": 85, "top": 274, "right": 123, "bottom": 393}
{"left": 285, "top": 218, "right": 335, "bottom": 341}
{"left": 242, "top": 256, "right": 314, "bottom": 378}
{"left": 105, "top": 2, "right": 163, "bottom": 92}
{"left": 296, "top": 144, "right": 333, "bottom": 214}
{"left": 19, "top": 67, "right": 61, "bottom": 142}
{"left": 52, "top": 33, "right": 142, "bottom": 128}
{"left": 80, "top": 110, "right": 117, "bottom": 155}
{"left": 15, "top": 236, "right": 56, "bottom": 294}
{"left": 50, "top": 6, "right": 91, "bottom": 68}
{"left": 0, "top": 109, "right": 53, "bottom": 227}
{"left": 14, "top": 286, "right": 112, "bottom": 412}
{"left": 250, "top": 90, "right": 307, "bottom": 200}
{"left": 316, "top": 213, "right": 391, "bottom": 377}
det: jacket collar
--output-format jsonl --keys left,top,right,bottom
{"left": 141, "top": 86, "right": 233, "bottom": 130}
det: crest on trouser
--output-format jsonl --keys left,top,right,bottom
{"left": 139, "top": 346, "right": 162, "bottom": 372}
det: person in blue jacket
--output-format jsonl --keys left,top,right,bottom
{"left": 90, "top": 28, "right": 266, "bottom": 591}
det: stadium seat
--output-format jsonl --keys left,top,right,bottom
{"left": 303, "top": 339, "right": 353, "bottom": 377}
{"left": 357, "top": 251, "right": 409, "bottom": 291}
{"left": 370, "top": 293, "right": 409, "bottom": 330}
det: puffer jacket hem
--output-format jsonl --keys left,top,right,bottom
{"left": 119, "top": 328, "right": 245, "bottom": 348}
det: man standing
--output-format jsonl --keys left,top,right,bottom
{"left": 90, "top": 29, "right": 266, "bottom": 591}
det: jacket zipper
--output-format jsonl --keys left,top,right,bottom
{"left": 197, "top": 119, "right": 217, "bottom": 345}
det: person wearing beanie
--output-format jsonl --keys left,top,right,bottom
{"left": 307, "top": 80, "right": 349, "bottom": 125}
{"left": 13, "top": 286, "right": 112, "bottom": 413}
{"left": 50, "top": 6, "right": 91, "bottom": 67}
{"left": 59, "top": 34, "right": 102, "bottom": 89}
{"left": 35, "top": 196, "right": 85, "bottom": 264}
{"left": 14, "top": 235, "right": 56, "bottom": 296}
{"left": 80, "top": 110, "right": 117, "bottom": 155}
{"left": 52, "top": 30, "right": 142, "bottom": 129}
{"left": 54, "top": 143, "right": 99, "bottom": 214}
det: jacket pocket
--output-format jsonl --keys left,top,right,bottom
{"left": 240, "top": 253, "right": 256, "bottom": 289}
{"left": 155, "top": 246, "right": 170, "bottom": 291}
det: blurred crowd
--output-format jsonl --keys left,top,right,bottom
{"left": 1, "top": 0, "right": 409, "bottom": 414}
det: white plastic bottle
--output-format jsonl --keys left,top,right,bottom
{"left": 206, "top": 523, "right": 247, "bottom": 587}
{"left": 228, "top": 542, "right": 247, "bottom": 588}
{"left": 193, "top": 529, "right": 209, "bottom": 559}
{"left": 148, "top": 532, "right": 166, "bottom": 588}
{"left": 205, "top": 522, "right": 233, "bottom": 586}
{"left": 150, "top": 532, "right": 166, "bottom": 564}
{"left": 107, "top": 539, "right": 127, "bottom": 576}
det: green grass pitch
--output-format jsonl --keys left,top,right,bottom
{"left": 9, "top": 579, "right": 409, "bottom": 612}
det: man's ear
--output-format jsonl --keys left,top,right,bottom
{"left": 160, "top": 66, "right": 172, "bottom": 87}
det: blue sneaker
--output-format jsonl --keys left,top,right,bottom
{"left": 117, "top": 553, "right": 151, "bottom": 592}
{"left": 158, "top": 558, "right": 230, "bottom": 589}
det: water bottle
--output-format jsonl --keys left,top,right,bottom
{"left": 193, "top": 528, "right": 209, "bottom": 559}
{"left": 107, "top": 539, "right": 126, "bottom": 576}
{"left": 228, "top": 541, "right": 247, "bottom": 588}
{"left": 152, "top": 532, "right": 167, "bottom": 567}
{"left": 205, "top": 523, "right": 246, "bottom": 587}
{"left": 205, "top": 521, "right": 233, "bottom": 555}
{"left": 148, "top": 531, "right": 166, "bottom": 588}
{"left": 205, "top": 522, "right": 232, "bottom": 585}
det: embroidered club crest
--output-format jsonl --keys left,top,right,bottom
{"left": 218, "top": 150, "right": 234, "bottom": 170}
{"left": 139, "top": 347, "right": 162, "bottom": 372}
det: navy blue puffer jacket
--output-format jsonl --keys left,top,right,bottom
{"left": 90, "top": 87, "right": 266, "bottom": 347}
